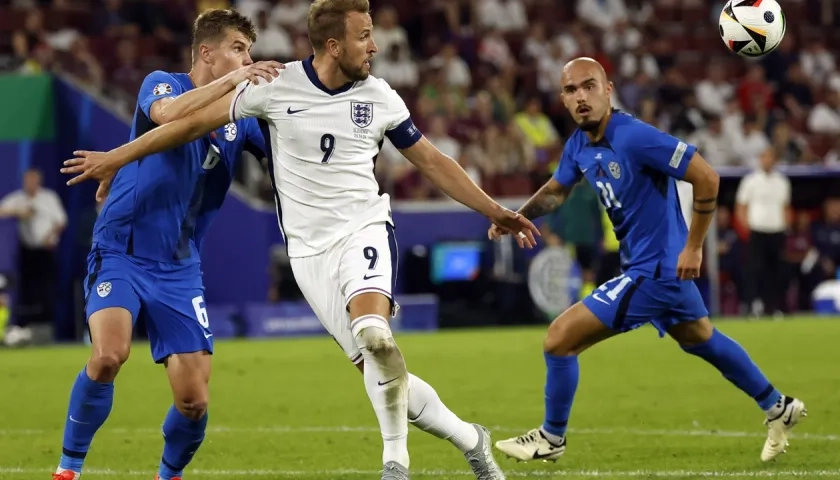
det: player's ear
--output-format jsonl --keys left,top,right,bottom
{"left": 326, "top": 38, "right": 341, "bottom": 58}
{"left": 198, "top": 44, "right": 213, "bottom": 65}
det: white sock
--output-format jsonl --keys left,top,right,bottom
{"left": 407, "top": 373, "right": 479, "bottom": 452}
{"left": 352, "top": 315, "right": 410, "bottom": 467}
{"left": 766, "top": 395, "right": 787, "bottom": 418}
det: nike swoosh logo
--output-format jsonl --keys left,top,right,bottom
{"left": 592, "top": 293, "right": 610, "bottom": 305}
{"left": 363, "top": 274, "right": 383, "bottom": 280}
{"left": 69, "top": 416, "right": 90, "bottom": 425}
{"left": 287, "top": 107, "right": 308, "bottom": 114}
{"left": 582, "top": 168, "right": 588, "bottom": 172}
{"left": 532, "top": 450, "right": 557, "bottom": 460}
{"left": 378, "top": 377, "right": 400, "bottom": 386}
{"left": 408, "top": 403, "right": 427, "bottom": 422}
{"left": 782, "top": 410, "right": 794, "bottom": 426}
{"left": 204, "top": 332, "right": 213, "bottom": 339}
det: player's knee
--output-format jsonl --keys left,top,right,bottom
{"left": 351, "top": 314, "right": 402, "bottom": 363}
{"left": 88, "top": 347, "right": 130, "bottom": 381}
{"left": 668, "top": 317, "right": 715, "bottom": 347}
{"left": 174, "top": 397, "right": 209, "bottom": 421}
{"left": 543, "top": 304, "right": 611, "bottom": 356}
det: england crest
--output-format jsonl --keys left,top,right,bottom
{"left": 350, "top": 101, "right": 373, "bottom": 128}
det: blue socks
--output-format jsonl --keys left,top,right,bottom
{"left": 158, "top": 405, "right": 208, "bottom": 480}
{"left": 682, "top": 328, "right": 782, "bottom": 411}
{"left": 59, "top": 367, "right": 115, "bottom": 473}
{"left": 541, "top": 352, "right": 579, "bottom": 441}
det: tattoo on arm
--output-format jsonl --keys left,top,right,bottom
{"left": 518, "top": 181, "right": 572, "bottom": 220}
{"left": 693, "top": 197, "right": 717, "bottom": 214}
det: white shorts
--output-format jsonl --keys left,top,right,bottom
{"left": 290, "top": 222, "right": 398, "bottom": 364}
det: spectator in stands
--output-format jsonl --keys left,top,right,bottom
{"left": 577, "top": 0, "right": 628, "bottom": 31}
{"left": 687, "top": 114, "right": 737, "bottom": 167}
{"left": 695, "top": 63, "right": 734, "bottom": 116}
{"left": 715, "top": 206, "right": 744, "bottom": 309}
{"left": 807, "top": 89, "right": 840, "bottom": 135}
{"left": 0, "top": 168, "right": 67, "bottom": 345}
{"left": 270, "top": 0, "right": 309, "bottom": 34}
{"left": 514, "top": 96, "right": 560, "bottom": 165}
{"left": 733, "top": 114, "right": 770, "bottom": 167}
{"left": 476, "top": 0, "right": 528, "bottom": 32}
{"left": 813, "top": 197, "right": 840, "bottom": 280}
{"left": 737, "top": 63, "right": 773, "bottom": 115}
{"left": 249, "top": 9, "right": 293, "bottom": 61}
{"left": 373, "top": 43, "right": 418, "bottom": 90}
{"left": 111, "top": 38, "right": 143, "bottom": 98}
{"left": 776, "top": 62, "right": 814, "bottom": 122}
{"left": 372, "top": 4, "right": 408, "bottom": 57}
{"left": 801, "top": 39, "right": 836, "bottom": 87}
{"left": 771, "top": 121, "right": 814, "bottom": 164}
{"left": 735, "top": 148, "right": 791, "bottom": 317}
{"left": 432, "top": 43, "right": 472, "bottom": 90}
{"left": 785, "top": 211, "right": 816, "bottom": 311}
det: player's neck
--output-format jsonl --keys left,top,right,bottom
{"left": 187, "top": 67, "right": 214, "bottom": 89}
{"left": 585, "top": 110, "right": 613, "bottom": 143}
{"left": 311, "top": 55, "right": 353, "bottom": 90}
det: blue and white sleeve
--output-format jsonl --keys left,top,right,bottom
{"left": 137, "top": 71, "right": 181, "bottom": 121}
{"left": 551, "top": 145, "right": 583, "bottom": 188}
{"left": 381, "top": 79, "right": 422, "bottom": 150}
{"left": 628, "top": 121, "right": 697, "bottom": 180}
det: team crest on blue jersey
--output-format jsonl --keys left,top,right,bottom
{"left": 152, "top": 83, "right": 172, "bottom": 96}
{"left": 97, "top": 282, "right": 112, "bottom": 298}
{"left": 223, "top": 122, "right": 237, "bottom": 141}
{"left": 608, "top": 161, "right": 621, "bottom": 179}
{"left": 350, "top": 101, "right": 374, "bottom": 128}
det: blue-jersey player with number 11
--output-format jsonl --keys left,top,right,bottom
{"left": 491, "top": 58, "right": 807, "bottom": 464}
{"left": 53, "top": 9, "right": 283, "bottom": 480}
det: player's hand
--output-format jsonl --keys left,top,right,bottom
{"left": 61, "top": 150, "right": 119, "bottom": 201}
{"left": 230, "top": 61, "right": 285, "bottom": 87}
{"left": 676, "top": 246, "right": 703, "bottom": 280}
{"left": 487, "top": 208, "right": 540, "bottom": 248}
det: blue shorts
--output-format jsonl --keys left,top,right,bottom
{"left": 84, "top": 248, "right": 214, "bottom": 363}
{"left": 582, "top": 271, "right": 709, "bottom": 336}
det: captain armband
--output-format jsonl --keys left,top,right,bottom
{"left": 692, "top": 197, "right": 717, "bottom": 214}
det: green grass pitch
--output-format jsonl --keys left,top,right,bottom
{"left": 1, "top": 317, "right": 839, "bottom": 479}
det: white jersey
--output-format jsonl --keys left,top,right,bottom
{"left": 229, "top": 57, "right": 422, "bottom": 257}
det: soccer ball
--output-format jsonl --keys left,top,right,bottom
{"left": 719, "top": 0, "right": 786, "bottom": 58}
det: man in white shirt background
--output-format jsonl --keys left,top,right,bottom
{"left": 0, "top": 168, "right": 67, "bottom": 345}
{"left": 735, "top": 149, "right": 791, "bottom": 317}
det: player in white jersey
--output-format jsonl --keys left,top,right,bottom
{"left": 61, "top": 1, "right": 539, "bottom": 478}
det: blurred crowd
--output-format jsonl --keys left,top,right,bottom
{"left": 3, "top": 0, "right": 840, "bottom": 200}
{"left": 4, "top": 0, "right": 840, "bottom": 201}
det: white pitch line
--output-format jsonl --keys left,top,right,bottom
{"left": 0, "top": 425, "right": 837, "bottom": 441}
{"left": 3, "top": 468, "right": 840, "bottom": 478}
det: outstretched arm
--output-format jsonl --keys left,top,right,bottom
{"left": 400, "top": 136, "right": 540, "bottom": 247}
{"left": 149, "top": 62, "right": 283, "bottom": 125}
{"left": 517, "top": 178, "right": 575, "bottom": 221}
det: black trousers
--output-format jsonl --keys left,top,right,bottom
{"left": 746, "top": 231, "right": 786, "bottom": 314}
{"left": 15, "top": 245, "right": 56, "bottom": 327}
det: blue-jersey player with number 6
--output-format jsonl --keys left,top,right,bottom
{"left": 491, "top": 57, "right": 807, "bottom": 464}
{"left": 52, "top": 10, "right": 283, "bottom": 480}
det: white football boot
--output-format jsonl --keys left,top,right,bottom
{"left": 761, "top": 396, "right": 807, "bottom": 462}
{"left": 494, "top": 428, "right": 566, "bottom": 462}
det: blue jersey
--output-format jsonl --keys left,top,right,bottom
{"left": 553, "top": 111, "right": 696, "bottom": 279}
{"left": 92, "top": 70, "right": 266, "bottom": 265}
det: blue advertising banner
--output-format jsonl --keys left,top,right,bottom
{"left": 208, "top": 295, "right": 439, "bottom": 339}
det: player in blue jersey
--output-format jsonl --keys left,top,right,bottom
{"left": 492, "top": 58, "right": 806, "bottom": 464}
{"left": 52, "top": 10, "right": 282, "bottom": 480}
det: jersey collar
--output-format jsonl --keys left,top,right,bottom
{"left": 303, "top": 55, "right": 355, "bottom": 96}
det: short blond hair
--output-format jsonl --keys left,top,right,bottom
{"left": 307, "top": 0, "right": 371, "bottom": 51}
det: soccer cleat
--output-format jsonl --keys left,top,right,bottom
{"left": 381, "top": 461, "right": 409, "bottom": 479}
{"left": 761, "top": 396, "right": 807, "bottom": 462}
{"left": 153, "top": 476, "right": 182, "bottom": 480}
{"left": 494, "top": 428, "right": 566, "bottom": 463}
{"left": 53, "top": 470, "right": 79, "bottom": 480}
{"left": 464, "top": 424, "right": 506, "bottom": 479}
